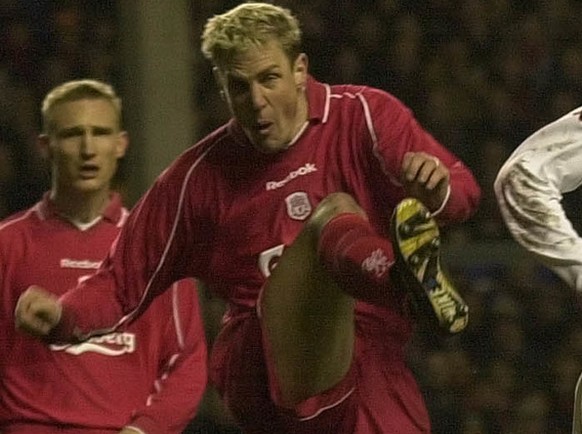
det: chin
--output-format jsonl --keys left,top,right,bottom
{"left": 73, "top": 180, "right": 106, "bottom": 193}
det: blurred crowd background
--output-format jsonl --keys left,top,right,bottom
{"left": 2, "top": 1, "right": 582, "bottom": 433}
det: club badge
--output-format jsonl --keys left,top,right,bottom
{"left": 285, "top": 191, "right": 312, "bottom": 220}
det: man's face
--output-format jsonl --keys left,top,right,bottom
{"left": 217, "top": 39, "right": 308, "bottom": 153}
{"left": 43, "top": 98, "right": 127, "bottom": 195}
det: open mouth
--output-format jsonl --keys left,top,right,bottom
{"left": 255, "top": 121, "right": 272, "bottom": 133}
{"left": 79, "top": 163, "right": 100, "bottom": 179}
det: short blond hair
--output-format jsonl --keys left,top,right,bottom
{"left": 41, "top": 79, "right": 122, "bottom": 133}
{"left": 201, "top": 2, "right": 302, "bottom": 70}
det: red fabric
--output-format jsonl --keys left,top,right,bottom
{"left": 58, "top": 77, "right": 480, "bottom": 338}
{"left": 209, "top": 311, "right": 430, "bottom": 433}
{"left": 318, "top": 213, "right": 398, "bottom": 305}
{"left": 52, "top": 76, "right": 480, "bottom": 432}
{"left": 0, "top": 195, "right": 207, "bottom": 433}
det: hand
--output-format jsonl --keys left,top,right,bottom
{"left": 14, "top": 286, "right": 62, "bottom": 338}
{"left": 401, "top": 151, "right": 449, "bottom": 212}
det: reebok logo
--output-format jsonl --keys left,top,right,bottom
{"left": 60, "top": 258, "right": 101, "bottom": 269}
{"left": 266, "top": 163, "right": 317, "bottom": 190}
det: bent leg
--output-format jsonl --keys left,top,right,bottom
{"left": 261, "top": 193, "right": 369, "bottom": 406}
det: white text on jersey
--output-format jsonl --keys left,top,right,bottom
{"left": 60, "top": 258, "right": 102, "bottom": 269}
{"left": 266, "top": 163, "right": 317, "bottom": 190}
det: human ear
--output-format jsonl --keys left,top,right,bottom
{"left": 36, "top": 134, "right": 51, "bottom": 161}
{"left": 212, "top": 67, "right": 227, "bottom": 99}
{"left": 294, "top": 53, "right": 308, "bottom": 90}
{"left": 115, "top": 131, "right": 129, "bottom": 159}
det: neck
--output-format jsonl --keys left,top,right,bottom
{"left": 297, "top": 90, "right": 309, "bottom": 124}
{"left": 290, "top": 92, "right": 309, "bottom": 139}
{"left": 50, "top": 189, "right": 111, "bottom": 223}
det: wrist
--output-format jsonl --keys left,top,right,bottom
{"left": 430, "top": 184, "right": 451, "bottom": 217}
{"left": 45, "top": 304, "right": 77, "bottom": 344}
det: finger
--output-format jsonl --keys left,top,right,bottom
{"left": 418, "top": 157, "right": 447, "bottom": 189}
{"left": 425, "top": 167, "right": 448, "bottom": 190}
{"left": 404, "top": 154, "right": 440, "bottom": 185}
{"left": 414, "top": 157, "right": 441, "bottom": 184}
{"left": 401, "top": 152, "right": 414, "bottom": 172}
{"left": 402, "top": 153, "right": 425, "bottom": 182}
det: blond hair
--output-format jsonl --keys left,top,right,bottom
{"left": 41, "top": 79, "right": 122, "bottom": 133}
{"left": 201, "top": 2, "right": 302, "bottom": 69}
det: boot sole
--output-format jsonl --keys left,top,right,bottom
{"left": 391, "top": 198, "right": 469, "bottom": 334}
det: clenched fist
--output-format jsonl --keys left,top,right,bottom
{"left": 15, "top": 286, "right": 62, "bottom": 338}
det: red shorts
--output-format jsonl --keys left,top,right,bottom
{"left": 210, "top": 310, "right": 430, "bottom": 434}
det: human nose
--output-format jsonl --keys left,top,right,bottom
{"left": 250, "top": 82, "right": 266, "bottom": 109}
{"left": 80, "top": 132, "right": 96, "bottom": 157}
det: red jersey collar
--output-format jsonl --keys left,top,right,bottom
{"left": 39, "top": 191, "right": 124, "bottom": 224}
{"left": 305, "top": 75, "right": 330, "bottom": 123}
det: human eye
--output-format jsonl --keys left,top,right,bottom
{"left": 228, "top": 76, "right": 249, "bottom": 96}
{"left": 261, "top": 73, "right": 280, "bottom": 86}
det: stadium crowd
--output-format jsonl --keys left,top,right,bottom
{"left": 2, "top": 1, "right": 582, "bottom": 432}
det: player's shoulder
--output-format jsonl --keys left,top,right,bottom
{"left": 499, "top": 105, "right": 582, "bottom": 173}
{"left": 158, "top": 124, "right": 231, "bottom": 182}
{"left": 0, "top": 206, "right": 39, "bottom": 260}
{"left": 327, "top": 82, "right": 411, "bottom": 120}
{"left": 557, "top": 105, "right": 582, "bottom": 126}
{"left": 329, "top": 82, "right": 401, "bottom": 104}
{"left": 525, "top": 105, "right": 582, "bottom": 144}
{"left": 0, "top": 205, "right": 38, "bottom": 237}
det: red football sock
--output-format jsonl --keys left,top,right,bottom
{"left": 317, "top": 213, "right": 397, "bottom": 305}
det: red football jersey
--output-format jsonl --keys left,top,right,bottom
{"left": 57, "top": 77, "right": 481, "bottom": 342}
{"left": 45, "top": 77, "right": 480, "bottom": 433}
{"left": 0, "top": 194, "right": 207, "bottom": 433}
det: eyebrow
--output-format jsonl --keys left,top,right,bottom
{"left": 56, "top": 125, "right": 115, "bottom": 138}
{"left": 226, "top": 64, "right": 281, "bottom": 81}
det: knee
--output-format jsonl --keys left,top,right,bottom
{"left": 307, "top": 192, "right": 367, "bottom": 235}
